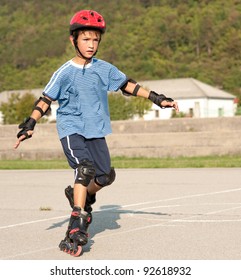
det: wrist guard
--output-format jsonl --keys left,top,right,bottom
{"left": 17, "top": 117, "right": 36, "bottom": 140}
{"left": 148, "top": 91, "right": 174, "bottom": 108}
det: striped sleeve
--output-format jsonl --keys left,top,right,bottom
{"left": 43, "top": 62, "right": 70, "bottom": 100}
{"left": 108, "top": 65, "right": 127, "bottom": 92}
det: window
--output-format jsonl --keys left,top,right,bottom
{"left": 218, "top": 107, "right": 224, "bottom": 117}
{"left": 155, "top": 110, "right": 159, "bottom": 118}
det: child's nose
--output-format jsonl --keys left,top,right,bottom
{"left": 89, "top": 41, "right": 94, "bottom": 48}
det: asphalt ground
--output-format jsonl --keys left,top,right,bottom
{"left": 1, "top": 168, "right": 241, "bottom": 261}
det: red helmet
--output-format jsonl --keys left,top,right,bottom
{"left": 70, "top": 10, "right": 106, "bottom": 34}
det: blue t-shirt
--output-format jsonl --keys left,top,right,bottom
{"left": 43, "top": 58, "right": 127, "bottom": 139}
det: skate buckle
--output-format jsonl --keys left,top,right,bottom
{"left": 72, "top": 211, "right": 80, "bottom": 217}
{"left": 69, "top": 228, "right": 80, "bottom": 234}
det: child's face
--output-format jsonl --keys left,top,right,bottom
{"left": 72, "top": 30, "right": 101, "bottom": 59}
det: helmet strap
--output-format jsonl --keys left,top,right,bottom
{"left": 73, "top": 37, "right": 99, "bottom": 68}
{"left": 73, "top": 38, "right": 89, "bottom": 59}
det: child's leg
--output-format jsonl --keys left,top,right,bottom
{"left": 86, "top": 138, "right": 115, "bottom": 190}
{"left": 59, "top": 135, "right": 96, "bottom": 255}
{"left": 60, "top": 182, "right": 93, "bottom": 256}
{"left": 65, "top": 181, "right": 98, "bottom": 213}
{"left": 87, "top": 179, "right": 102, "bottom": 195}
{"left": 74, "top": 183, "right": 87, "bottom": 209}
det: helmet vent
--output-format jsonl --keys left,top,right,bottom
{"left": 82, "top": 16, "right": 88, "bottom": 20}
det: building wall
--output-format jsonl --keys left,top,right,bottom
{"left": 143, "top": 98, "right": 236, "bottom": 120}
{"left": 207, "top": 99, "right": 236, "bottom": 117}
{"left": 1, "top": 117, "right": 241, "bottom": 160}
{"left": 0, "top": 79, "right": 236, "bottom": 123}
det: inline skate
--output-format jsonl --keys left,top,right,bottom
{"left": 59, "top": 206, "right": 90, "bottom": 256}
{"left": 59, "top": 186, "right": 96, "bottom": 256}
{"left": 65, "top": 185, "right": 96, "bottom": 213}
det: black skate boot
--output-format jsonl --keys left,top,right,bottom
{"left": 65, "top": 185, "right": 74, "bottom": 209}
{"left": 64, "top": 186, "right": 96, "bottom": 237}
{"left": 65, "top": 185, "right": 96, "bottom": 226}
{"left": 85, "top": 191, "right": 96, "bottom": 214}
{"left": 59, "top": 207, "right": 91, "bottom": 257}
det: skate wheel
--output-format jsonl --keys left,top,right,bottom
{"left": 59, "top": 240, "right": 72, "bottom": 254}
{"left": 71, "top": 245, "right": 82, "bottom": 257}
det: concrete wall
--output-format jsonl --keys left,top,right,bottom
{"left": 1, "top": 116, "right": 241, "bottom": 160}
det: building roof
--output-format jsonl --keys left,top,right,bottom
{"left": 138, "top": 78, "right": 236, "bottom": 100}
{"left": 0, "top": 78, "right": 236, "bottom": 104}
{"left": 0, "top": 88, "right": 43, "bottom": 104}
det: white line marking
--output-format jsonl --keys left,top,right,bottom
{"left": 174, "top": 219, "right": 241, "bottom": 223}
{"left": 204, "top": 205, "right": 241, "bottom": 215}
{"left": 2, "top": 190, "right": 241, "bottom": 259}
{"left": 0, "top": 215, "right": 68, "bottom": 230}
{"left": 1, "top": 246, "right": 58, "bottom": 260}
{"left": 1, "top": 187, "right": 241, "bottom": 230}
{"left": 95, "top": 187, "right": 241, "bottom": 211}
{"left": 133, "top": 202, "right": 241, "bottom": 212}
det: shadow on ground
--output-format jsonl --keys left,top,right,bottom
{"left": 46, "top": 204, "right": 170, "bottom": 253}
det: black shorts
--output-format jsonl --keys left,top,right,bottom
{"left": 60, "top": 134, "right": 111, "bottom": 178}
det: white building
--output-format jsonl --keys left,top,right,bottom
{"left": 0, "top": 78, "right": 237, "bottom": 124}
{"left": 138, "top": 78, "right": 237, "bottom": 120}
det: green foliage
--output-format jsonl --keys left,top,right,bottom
{"left": 108, "top": 93, "right": 134, "bottom": 120}
{"left": 0, "top": 93, "right": 36, "bottom": 124}
{"left": 0, "top": 92, "right": 50, "bottom": 124}
{"left": 0, "top": 0, "right": 240, "bottom": 102}
{"left": 131, "top": 95, "right": 152, "bottom": 118}
{"left": 108, "top": 92, "right": 152, "bottom": 120}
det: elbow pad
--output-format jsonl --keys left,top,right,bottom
{"left": 33, "top": 96, "right": 52, "bottom": 116}
{"left": 120, "top": 79, "right": 140, "bottom": 97}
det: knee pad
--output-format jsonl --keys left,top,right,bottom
{"left": 95, "top": 167, "right": 116, "bottom": 187}
{"left": 75, "top": 159, "right": 96, "bottom": 186}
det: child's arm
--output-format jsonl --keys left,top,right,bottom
{"left": 14, "top": 96, "right": 52, "bottom": 149}
{"left": 120, "top": 79, "right": 179, "bottom": 112}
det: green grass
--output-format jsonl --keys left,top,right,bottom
{"left": 1, "top": 155, "right": 241, "bottom": 169}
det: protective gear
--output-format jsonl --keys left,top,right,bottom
{"left": 94, "top": 167, "right": 116, "bottom": 187}
{"left": 65, "top": 185, "right": 74, "bottom": 209}
{"left": 70, "top": 10, "right": 106, "bottom": 35}
{"left": 65, "top": 185, "right": 96, "bottom": 214}
{"left": 148, "top": 91, "right": 174, "bottom": 108}
{"left": 85, "top": 192, "right": 96, "bottom": 213}
{"left": 17, "top": 117, "right": 36, "bottom": 140}
{"left": 120, "top": 78, "right": 140, "bottom": 96}
{"left": 70, "top": 10, "right": 105, "bottom": 63}
{"left": 33, "top": 96, "right": 52, "bottom": 117}
{"left": 74, "top": 159, "right": 96, "bottom": 186}
{"left": 59, "top": 207, "right": 91, "bottom": 256}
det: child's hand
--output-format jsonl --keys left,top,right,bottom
{"left": 14, "top": 117, "right": 36, "bottom": 149}
{"left": 14, "top": 130, "right": 34, "bottom": 149}
{"left": 161, "top": 100, "right": 179, "bottom": 112}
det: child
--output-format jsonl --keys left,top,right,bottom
{"left": 14, "top": 9, "right": 179, "bottom": 256}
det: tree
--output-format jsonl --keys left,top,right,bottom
{"left": 108, "top": 92, "right": 152, "bottom": 120}
{"left": 108, "top": 93, "right": 134, "bottom": 120}
{"left": 131, "top": 95, "right": 152, "bottom": 118}
{"left": 0, "top": 92, "right": 36, "bottom": 124}
{"left": 0, "top": 0, "right": 240, "bottom": 102}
